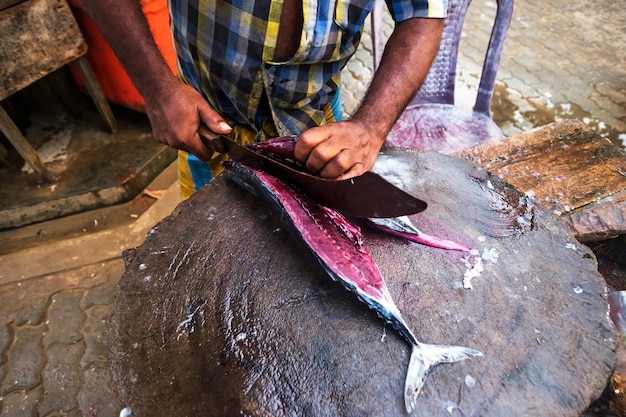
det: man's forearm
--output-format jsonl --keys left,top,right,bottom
{"left": 351, "top": 17, "right": 444, "bottom": 142}
{"left": 78, "top": 0, "right": 177, "bottom": 101}
{"left": 78, "top": 0, "right": 231, "bottom": 162}
{"left": 292, "top": 18, "right": 443, "bottom": 179}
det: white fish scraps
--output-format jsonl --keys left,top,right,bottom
{"left": 463, "top": 247, "right": 500, "bottom": 290}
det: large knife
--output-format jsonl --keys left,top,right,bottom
{"left": 198, "top": 127, "right": 427, "bottom": 218}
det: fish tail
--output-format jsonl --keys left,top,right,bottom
{"left": 404, "top": 342, "right": 482, "bottom": 413}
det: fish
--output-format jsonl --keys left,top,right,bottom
{"left": 253, "top": 136, "right": 471, "bottom": 253}
{"left": 224, "top": 160, "right": 482, "bottom": 413}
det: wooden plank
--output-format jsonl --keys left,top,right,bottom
{"left": 455, "top": 119, "right": 626, "bottom": 242}
{"left": 0, "top": 105, "right": 51, "bottom": 181}
{"left": 0, "top": 0, "right": 86, "bottom": 101}
{"left": 0, "top": 141, "right": 9, "bottom": 165}
{"left": 564, "top": 191, "right": 626, "bottom": 241}
{"left": 109, "top": 150, "right": 616, "bottom": 416}
{"left": 0, "top": 0, "right": 26, "bottom": 11}
{"left": 72, "top": 56, "right": 117, "bottom": 133}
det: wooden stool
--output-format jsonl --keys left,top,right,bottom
{"left": 0, "top": 0, "right": 116, "bottom": 181}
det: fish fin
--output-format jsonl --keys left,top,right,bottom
{"left": 404, "top": 342, "right": 483, "bottom": 413}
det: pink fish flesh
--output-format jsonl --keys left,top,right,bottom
{"left": 224, "top": 161, "right": 482, "bottom": 413}
{"left": 251, "top": 135, "right": 298, "bottom": 164}
{"left": 368, "top": 216, "right": 471, "bottom": 252}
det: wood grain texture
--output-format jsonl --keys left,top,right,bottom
{"left": 110, "top": 150, "right": 616, "bottom": 416}
{"left": 455, "top": 120, "right": 626, "bottom": 242}
{"left": 0, "top": 0, "right": 86, "bottom": 101}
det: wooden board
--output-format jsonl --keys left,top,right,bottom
{"left": 110, "top": 150, "right": 616, "bottom": 416}
{"left": 0, "top": 0, "right": 86, "bottom": 101}
{"left": 0, "top": 0, "right": 26, "bottom": 11}
{"left": 455, "top": 119, "right": 626, "bottom": 242}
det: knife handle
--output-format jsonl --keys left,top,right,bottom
{"left": 198, "top": 126, "right": 228, "bottom": 153}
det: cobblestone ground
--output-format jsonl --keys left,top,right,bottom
{"left": 0, "top": 261, "right": 122, "bottom": 416}
{"left": 343, "top": 0, "right": 626, "bottom": 146}
{"left": 490, "top": 0, "right": 625, "bottom": 144}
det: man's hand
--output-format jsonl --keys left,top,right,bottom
{"left": 294, "top": 120, "right": 384, "bottom": 180}
{"left": 293, "top": 17, "right": 443, "bottom": 180}
{"left": 79, "top": 0, "right": 231, "bottom": 161}
{"left": 144, "top": 80, "right": 232, "bottom": 161}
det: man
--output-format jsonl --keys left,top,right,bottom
{"left": 80, "top": 0, "right": 445, "bottom": 199}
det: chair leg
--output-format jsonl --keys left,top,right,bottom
{"left": 370, "top": 0, "right": 386, "bottom": 70}
{"left": 73, "top": 56, "right": 117, "bottom": 133}
{"left": 0, "top": 105, "right": 52, "bottom": 182}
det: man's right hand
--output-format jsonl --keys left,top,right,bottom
{"left": 79, "top": 0, "right": 231, "bottom": 161}
{"left": 144, "top": 79, "right": 232, "bottom": 161}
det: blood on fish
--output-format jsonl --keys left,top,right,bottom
{"left": 251, "top": 136, "right": 298, "bottom": 165}
{"left": 250, "top": 139, "right": 470, "bottom": 253}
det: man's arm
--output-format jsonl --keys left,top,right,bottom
{"left": 294, "top": 17, "right": 443, "bottom": 179}
{"left": 78, "top": 0, "right": 231, "bottom": 160}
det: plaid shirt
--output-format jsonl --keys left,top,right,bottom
{"left": 169, "top": 0, "right": 446, "bottom": 136}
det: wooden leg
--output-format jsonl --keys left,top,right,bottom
{"left": 73, "top": 56, "right": 117, "bottom": 133}
{"left": 0, "top": 105, "right": 52, "bottom": 182}
{"left": 0, "top": 141, "right": 9, "bottom": 165}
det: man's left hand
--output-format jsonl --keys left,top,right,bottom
{"left": 294, "top": 120, "right": 385, "bottom": 180}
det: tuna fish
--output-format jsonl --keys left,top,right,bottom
{"left": 224, "top": 160, "right": 482, "bottom": 413}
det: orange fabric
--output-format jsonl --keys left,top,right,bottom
{"left": 69, "top": 0, "right": 176, "bottom": 112}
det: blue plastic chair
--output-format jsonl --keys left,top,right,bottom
{"left": 371, "top": 0, "right": 514, "bottom": 153}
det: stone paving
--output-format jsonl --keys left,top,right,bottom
{"left": 0, "top": 261, "right": 121, "bottom": 416}
{"left": 1, "top": 0, "right": 624, "bottom": 415}
{"left": 343, "top": 0, "right": 626, "bottom": 145}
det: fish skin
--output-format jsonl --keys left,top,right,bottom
{"left": 224, "top": 161, "right": 482, "bottom": 413}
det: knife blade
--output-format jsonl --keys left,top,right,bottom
{"left": 198, "top": 127, "right": 427, "bottom": 218}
